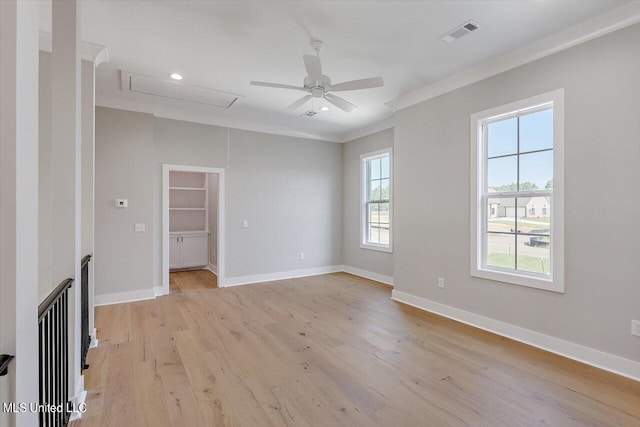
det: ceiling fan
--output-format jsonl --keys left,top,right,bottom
{"left": 250, "top": 40, "right": 383, "bottom": 113}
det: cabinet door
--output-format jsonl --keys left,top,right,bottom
{"left": 169, "top": 235, "right": 182, "bottom": 269}
{"left": 181, "top": 234, "right": 209, "bottom": 268}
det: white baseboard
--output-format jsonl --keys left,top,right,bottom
{"left": 223, "top": 265, "right": 343, "bottom": 287}
{"left": 154, "top": 286, "right": 167, "bottom": 297}
{"left": 391, "top": 290, "right": 640, "bottom": 382}
{"left": 89, "top": 328, "right": 98, "bottom": 348}
{"left": 94, "top": 288, "right": 155, "bottom": 306}
{"left": 341, "top": 265, "right": 394, "bottom": 287}
{"left": 69, "top": 375, "right": 87, "bottom": 421}
{"left": 206, "top": 263, "right": 218, "bottom": 275}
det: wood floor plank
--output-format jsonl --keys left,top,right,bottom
{"left": 173, "top": 329, "right": 240, "bottom": 426}
{"left": 133, "top": 360, "right": 173, "bottom": 427}
{"left": 72, "top": 270, "right": 640, "bottom": 427}
{"left": 99, "top": 342, "right": 138, "bottom": 427}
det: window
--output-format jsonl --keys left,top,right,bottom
{"left": 470, "top": 90, "right": 564, "bottom": 292}
{"left": 361, "top": 148, "right": 392, "bottom": 252}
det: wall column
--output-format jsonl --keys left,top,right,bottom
{"left": 0, "top": 1, "right": 40, "bottom": 426}
{"left": 81, "top": 59, "right": 96, "bottom": 343}
{"left": 51, "top": 0, "right": 85, "bottom": 413}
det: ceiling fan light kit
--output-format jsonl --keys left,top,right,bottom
{"left": 250, "top": 39, "right": 384, "bottom": 113}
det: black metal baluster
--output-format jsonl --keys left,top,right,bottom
{"left": 39, "top": 320, "right": 44, "bottom": 427}
{"left": 55, "top": 300, "right": 60, "bottom": 427}
{"left": 81, "top": 256, "right": 91, "bottom": 371}
{"left": 63, "top": 291, "right": 69, "bottom": 424}
{"left": 38, "top": 279, "right": 74, "bottom": 427}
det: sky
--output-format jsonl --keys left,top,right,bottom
{"left": 487, "top": 108, "right": 553, "bottom": 191}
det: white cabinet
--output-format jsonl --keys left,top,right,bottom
{"left": 169, "top": 235, "right": 182, "bottom": 270}
{"left": 168, "top": 171, "right": 210, "bottom": 271}
{"left": 170, "top": 233, "right": 208, "bottom": 270}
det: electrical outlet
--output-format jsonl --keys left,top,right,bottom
{"left": 632, "top": 320, "right": 640, "bottom": 337}
{"left": 438, "top": 277, "right": 445, "bottom": 289}
{"left": 299, "top": 252, "right": 305, "bottom": 261}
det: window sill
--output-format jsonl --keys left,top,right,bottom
{"left": 471, "top": 267, "right": 563, "bottom": 293}
{"left": 360, "top": 243, "right": 393, "bottom": 253}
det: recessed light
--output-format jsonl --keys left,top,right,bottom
{"left": 319, "top": 106, "right": 330, "bottom": 111}
{"left": 169, "top": 73, "right": 183, "bottom": 81}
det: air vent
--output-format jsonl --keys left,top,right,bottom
{"left": 301, "top": 111, "right": 317, "bottom": 117}
{"left": 121, "top": 71, "right": 241, "bottom": 109}
{"left": 440, "top": 20, "right": 480, "bottom": 43}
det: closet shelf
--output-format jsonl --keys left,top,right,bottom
{"left": 169, "top": 187, "right": 206, "bottom": 191}
{"left": 170, "top": 208, "right": 206, "bottom": 211}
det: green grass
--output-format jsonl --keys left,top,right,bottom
{"left": 488, "top": 220, "right": 516, "bottom": 227}
{"left": 531, "top": 217, "right": 551, "bottom": 224}
{"left": 488, "top": 254, "right": 550, "bottom": 274}
{"left": 489, "top": 218, "right": 549, "bottom": 226}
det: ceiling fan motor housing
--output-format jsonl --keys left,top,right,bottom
{"left": 304, "top": 75, "right": 331, "bottom": 97}
{"left": 249, "top": 37, "right": 382, "bottom": 112}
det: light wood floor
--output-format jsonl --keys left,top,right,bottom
{"left": 72, "top": 270, "right": 640, "bottom": 427}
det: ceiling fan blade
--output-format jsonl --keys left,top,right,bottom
{"left": 324, "top": 93, "right": 357, "bottom": 112}
{"left": 286, "top": 95, "right": 312, "bottom": 110}
{"left": 330, "top": 77, "right": 384, "bottom": 92}
{"left": 303, "top": 55, "right": 322, "bottom": 81}
{"left": 250, "top": 81, "right": 307, "bottom": 92}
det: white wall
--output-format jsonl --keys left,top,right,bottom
{"left": 39, "top": 51, "right": 94, "bottom": 302}
{"left": 0, "top": 1, "right": 40, "bottom": 425}
{"left": 208, "top": 173, "right": 219, "bottom": 269}
{"left": 81, "top": 60, "right": 94, "bottom": 258}
{"left": 95, "top": 108, "right": 342, "bottom": 297}
{"left": 38, "top": 51, "right": 53, "bottom": 302}
{"left": 393, "top": 23, "right": 640, "bottom": 363}
{"left": 342, "top": 128, "right": 394, "bottom": 279}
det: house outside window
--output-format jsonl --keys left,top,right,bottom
{"left": 470, "top": 90, "right": 564, "bottom": 292}
{"left": 361, "top": 148, "right": 392, "bottom": 252}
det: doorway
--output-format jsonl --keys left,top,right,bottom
{"left": 162, "top": 164, "right": 225, "bottom": 294}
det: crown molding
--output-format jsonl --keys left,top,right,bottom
{"left": 39, "top": 31, "right": 109, "bottom": 66}
{"left": 154, "top": 106, "right": 342, "bottom": 143}
{"left": 95, "top": 94, "right": 343, "bottom": 143}
{"left": 340, "top": 117, "right": 394, "bottom": 143}
{"left": 387, "top": 1, "right": 640, "bottom": 112}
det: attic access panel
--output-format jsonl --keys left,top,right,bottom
{"left": 122, "top": 71, "right": 241, "bottom": 108}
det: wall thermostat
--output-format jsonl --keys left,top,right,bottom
{"left": 115, "top": 199, "right": 128, "bottom": 208}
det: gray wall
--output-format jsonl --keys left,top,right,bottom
{"left": 342, "top": 128, "right": 394, "bottom": 278}
{"left": 95, "top": 108, "right": 155, "bottom": 296}
{"left": 394, "top": 24, "right": 640, "bottom": 362}
{"left": 95, "top": 108, "right": 343, "bottom": 296}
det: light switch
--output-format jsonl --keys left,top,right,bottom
{"left": 242, "top": 220, "right": 249, "bottom": 228}
{"left": 134, "top": 223, "right": 145, "bottom": 232}
{"left": 115, "top": 199, "right": 128, "bottom": 208}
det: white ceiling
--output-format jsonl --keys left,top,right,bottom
{"left": 39, "top": 0, "right": 629, "bottom": 141}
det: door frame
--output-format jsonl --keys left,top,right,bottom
{"left": 162, "top": 164, "right": 226, "bottom": 294}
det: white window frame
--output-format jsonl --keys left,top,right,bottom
{"left": 470, "top": 89, "right": 565, "bottom": 293}
{"left": 360, "top": 148, "right": 393, "bottom": 253}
